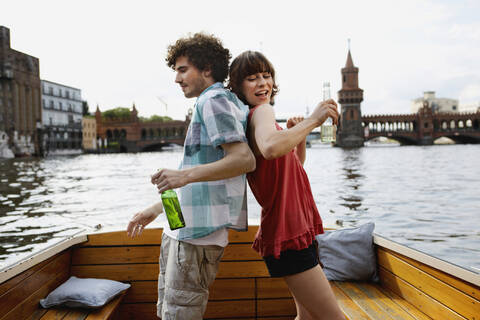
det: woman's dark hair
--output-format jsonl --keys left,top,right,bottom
{"left": 227, "top": 51, "right": 279, "bottom": 106}
{"left": 166, "top": 33, "right": 231, "bottom": 83}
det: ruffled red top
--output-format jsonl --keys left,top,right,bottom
{"left": 247, "top": 106, "right": 324, "bottom": 258}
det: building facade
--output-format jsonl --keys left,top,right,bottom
{"left": 0, "top": 26, "right": 42, "bottom": 156}
{"left": 335, "top": 49, "right": 364, "bottom": 147}
{"left": 41, "top": 80, "right": 83, "bottom": 155}
{"left": 411, "top": 91, "right": 458, "bottom": 114}
{"left": 82, "top": 116, "right": 97, "bottom": 151}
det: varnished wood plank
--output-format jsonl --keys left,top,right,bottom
{"left": 379, "top": 267, "right": 466, "bottom": 320}
{"left": 223, "top": 243, "right": 261, "bottom": 261}
{"left": 72, "top": 243, "right": 261, "bottom": 266}
{"left": 86, "top": 291, "right": 126, "bottom": 320}
{"left": 381, "top": 288, "right": 433, "bottom": 320}
{"left": 257, "top": 298, "right": 296, "bottom": 317}
{"left": 216, "top": 261, "right": 269, "bottom": 278}
{"left": 330, "top": 283, "right": 371, "bottom": 320}
{"left": 228, "top": 226, "right": 257, "bottom": 243}
{"left": 38, "top": 308, "right": 69, "bottom": 320}
{"left": 335, "top": 281, "right": 396, "bottom": 320}
{"left": 117, "top": 303, "right": 158, "bottom": 320}
{"left": 30, "top": 308, "right": 49, "bottom": 320}
{"left": 0, "top": 252, "right": 55, "bottom": 296}
{"left": 380, "top": 247, "right": 480, "bottom": 302}
{"left": 0, "top": 250, "right": 71, "bottom": 317}
{"left": 123, "top": 281, "right": 158, "bottom": 303}
{"left": 377, "top": 249, "right": 479, "bottom": 319}
{"left": 71, "top": 264, "right": 158, "bottom": 282}
{"left": 72, "top": 246, "right": 160, "bottom": 265}
{"left": 352, "top": 282, "right": 419, "bottom": 320}
{"left": 209, "top": 278, "right": 255, "bottom": 300}
{"left": 257, "top": 278, "right": 291, "bottom": 298}
{"left": 81, "top": 226, "right": 257, "bottom": 247}
{"left": 61, "top": 309, "right": 88, "bottom": 320}
{"left": 0, "top": 268, "right": 70, "bottom": 320}
{"left": 81, "top": 229, "right": 162, "bottom": 247}
{"left": 204, "top": 300, "right": 256, "bottom": 318}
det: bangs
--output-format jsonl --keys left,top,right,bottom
{"left": 237, "top": 51, "right": 274, "bottom": 79}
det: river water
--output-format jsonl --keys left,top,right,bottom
{"left": 1, "top": 144, "right": 479, "bottom": 273}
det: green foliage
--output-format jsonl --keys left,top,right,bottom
{"left": 82, "top": 101, "right": 90, "bottom": 116}
{"left": 140, "top": 115, "right": 173, "bottom": 122}
{"left": 102, "top": 107, "right": 131, "bottom": 120}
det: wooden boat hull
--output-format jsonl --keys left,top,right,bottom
{"left": 1, "top": 226, "right": 479, "bottom": 320}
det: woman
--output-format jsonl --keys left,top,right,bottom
{"left": 228, "top": 51, "right": 345, "bottom": 320}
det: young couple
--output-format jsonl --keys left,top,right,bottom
{"left": 127, "top": 33, "right": 345, "bottom": 320}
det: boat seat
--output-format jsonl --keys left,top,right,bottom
{"left": 36, "top": 290, "right": 127, "bottom": 320}
{"left": 331, "top": 281, "right": 432, "bottom": 320}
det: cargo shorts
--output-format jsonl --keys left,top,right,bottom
{"left": 157, "top": 233, "right": 225, "bottom": 319}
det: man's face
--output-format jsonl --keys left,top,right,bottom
{"left": 174, "top": 56, "right": 210, "bottom": 98}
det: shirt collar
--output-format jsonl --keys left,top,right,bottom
{"left": 198, "top": 82, "right": 223, "bottom": 98}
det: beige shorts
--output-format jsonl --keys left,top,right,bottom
{"left": 157, "top": 233, "right": 224, "bottom": 319}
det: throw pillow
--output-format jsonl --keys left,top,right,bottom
{"left": 40, "top": 276, "right": 130, "bottom": 308}
{"left": 316, "top": 222, "right": 379, "bottom": 282}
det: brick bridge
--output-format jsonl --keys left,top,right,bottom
{"left": 95, "top": 106, "right": 190, "bottom": 152}
{"left": 362, "top": 102, "right": 480, "bottom": 145}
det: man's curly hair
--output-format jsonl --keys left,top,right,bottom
{"left": 166, "top": 33, "right": 231, "bottom": 83}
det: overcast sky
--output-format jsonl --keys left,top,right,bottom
{"left": 2, "top": 0, "right": 479, "bottom": 120}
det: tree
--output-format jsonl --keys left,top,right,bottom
{"left": 102, "top": 107, "right": 131, "bottom": 120}
{"left": 139, "top": 115, "right": 173, "bottom": 122}
{"left": 82, "top": 101, "right": 90, "bottom": 116}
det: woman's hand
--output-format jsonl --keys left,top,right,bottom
{"left": 287, "top": 116, "right": 304, "bottom": 129}
{"left": 127, "top": 202, "right": 163, "bottom": 238}
{"left": 310, "top": 99, "right": 339, "bottom": 126}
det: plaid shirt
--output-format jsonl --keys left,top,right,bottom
{"left": 165, "top": 83, "right": 249, "bottom": 240}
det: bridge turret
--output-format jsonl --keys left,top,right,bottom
{"left": 336, "top": 44, "right": 364, "bottom": 148}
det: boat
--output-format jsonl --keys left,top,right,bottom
{"left": 0, "top": 225, "right": 478, "bottom": 319}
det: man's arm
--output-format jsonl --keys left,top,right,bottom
{"left": 151, "top": 141, "right": 255, "bottom": 193}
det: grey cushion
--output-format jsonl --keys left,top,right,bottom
{"left": 40, "top": 276, "right": 130, "bottom": 308}
{"left": 316, "top": 222, "right": 379, "bottom": 282}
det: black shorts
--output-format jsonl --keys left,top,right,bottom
{"left": 263, "top": 241, "right": 319, "bottom": 278}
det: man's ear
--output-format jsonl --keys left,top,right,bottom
{"left": 202, "top": 66, "right": 212, "bottom": 78}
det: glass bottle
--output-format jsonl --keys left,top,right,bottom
{"left": 161, "top": 189, "right": 186, "bottom": 230}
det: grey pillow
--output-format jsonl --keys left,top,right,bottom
{"left": 40, "top": 276, "right": 130, "bottom": 308}
{"left": 316, "top": 222, "right": 379, "bottom": 282}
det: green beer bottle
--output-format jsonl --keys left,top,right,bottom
{"left": 161, "top": 189, "right": 186, "bottom": 230}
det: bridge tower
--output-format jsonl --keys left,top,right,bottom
{"left": 336, "top": 48, "right": 364, "bottom": 147}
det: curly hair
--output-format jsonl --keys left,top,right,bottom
{"left": 227, "top": 51, "right": 279, "bottom": 106}
{"left": 166, "top": 33, "right": 231, "bottom": 83}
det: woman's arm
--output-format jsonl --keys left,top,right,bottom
{"left": 251, "top": 100, "right": 338, "bottom": 160}
{"left": 287, "top": 117, "right": 307, "bottom": 165}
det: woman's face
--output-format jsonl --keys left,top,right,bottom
{"left": 241, "top": 72, "right": 273, "bottom": 106}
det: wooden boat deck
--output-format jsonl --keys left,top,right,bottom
{"left": 1, "top": 226, "right": 479, "bottom": 320}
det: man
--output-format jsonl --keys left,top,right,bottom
{"left": 127, "top": 33, "right": 255, "bottom": 319}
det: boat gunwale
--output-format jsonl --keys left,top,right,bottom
{"left": 374, "top": 234, "right": 480, "bottom": 287}
{"left": 1, "top": 227, "right": 478, "bottom": 289}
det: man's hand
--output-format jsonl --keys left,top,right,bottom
{"left": 309, "top": 99, "right": 339, "bottom": 126}
{"left": 287, "top": 116, "right": 304, "bottom": 129}
{"left": 151, "top": 168, "right": 189, "bottom": 194}
{"left": 127, "top": 202, "right": 163, "bottom": 238}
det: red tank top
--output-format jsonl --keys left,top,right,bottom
{"left": 248, "top": 106, "right": 324, "bottom": 258}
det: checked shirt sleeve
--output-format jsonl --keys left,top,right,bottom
{"left": 201, "top": 95, "right": 247, "bottom": 148}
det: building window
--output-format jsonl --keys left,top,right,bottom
{"left": 49, "top": 87, "right": 53, "bottom": 95}
{"left": 66, "top": 91, "right": 70, "bottom": 99}
{"left": 50, "top": 100, "right": 54, "bottom": 108}
{"left": 452, "top": 105, "right": 457, "bottom": 110}
{"left": 59, "top": 102, "right": 63, "bottom": 110}
{"left": 59, "top": 89, "right": 62, "bottom": 97}
{"left": 42, "top": 99, "right": 45, "bottom": 107}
